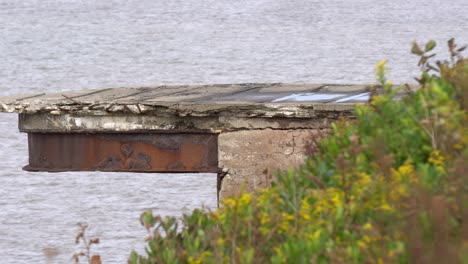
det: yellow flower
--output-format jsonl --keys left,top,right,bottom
{"left": 188, "top": 257, "right": 201, "bottom": 264}
{"left": 312, "top": 230, "right": 321, "bottom": 240}
{"left": 260, "top": 214, "right": 270, "bottom": 225}
{"left": 216, "top": 238, "right": 225, "bottom": 246}
{"left": 375, "top": 59, "right": 389, "bottom": 85}
{"left": 257, "top": 192, "right": 268, "bottom": 206}
{"left": 398, "top": 163, "right": 414, "bottom": 176}
{"left": 301, "top": 198, "right": 311, "bottom": 211}
{"left": 313, "top": 202, "right": 324, "bottom": 214}
{"left": 299, "top": 199, "right": 312, "bottom": 221}
{"left": 357, "top": 240, "right": 367, "bottom": 249}
{"left": 273, "top": 247, "right": 281, "bottom": 255}
{"left": 223, "top": 198, "right": 236, "bottom": 208}
{"left": 435, "top": 165, "right": 446, "bottom": 174}
{"left": 329, "top": 188, "right": 344, "bottom": 207}
{"left": 238, "top": 193, "right": 252, "bottom": 207}
{"left": 357, "top": 172, "right": 372, "bottom": 186}
{"left": 278, "top": 221, "right": 289, "bottom": 233}
{"left": 370, "top": 95, "right": 387, "bottom": 106}
{"left": 428, "top": 150, "right": 445, "bottom": 166}
{"left": 300, "top": 212, "right": 311, "bottom": 221}
{"left": 363, "top": 222, "right": 373, "bottom": 231}
{"left": 281, "top": 213, "right": 295, "bottom": 221}
{"left": 376, "top": 59, "right": 388, "bottom": 70}
{"left": 392, "top": 160, "right": 417, "bottom": 185}
{"left": 380, "top": 203, "right": 393, "bottom": 211}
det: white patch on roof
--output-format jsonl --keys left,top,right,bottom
{"left": 272, "top": 93, "right": 347, "bottom": 102}
{"left": 334, "top": 92, "right": 370, "bottom": 103}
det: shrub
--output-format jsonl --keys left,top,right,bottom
{"left": 129, "top": 40, "right": 468, "bottom": 264}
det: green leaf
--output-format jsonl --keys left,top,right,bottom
{"left": 411, "top": 42, "right": 424, "bottom": 55}
{"left": 425, "top": 40, "right": 436, "bottom": 52}
{"left": 335, "top": 205, "right": 344, "bottom": 222}
{"left": 140, "top": 210, "right": 155, "bottom": 229}
{"left": 129, "top": 251, "right": 139, "bottom": 264}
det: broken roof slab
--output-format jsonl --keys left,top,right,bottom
{"left": 0, "top": 83, "right": 377, "bottom": 116}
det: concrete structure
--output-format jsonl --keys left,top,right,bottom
{"left": 0, "top": 83, "right": 377, "bottom": 201}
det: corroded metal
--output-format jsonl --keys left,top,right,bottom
{"left": 25, "top": 132, "right": 218, "bottom": 173}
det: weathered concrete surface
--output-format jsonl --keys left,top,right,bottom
{"left": 19, "top": 113, "right": 340, "bottom": 133}
{"left": 9, "top": 101, "right": 356, "bottom": 118}
{"left": 218, "top": 128, "right": 329, "bottom": 199}
{"left": 0, "top": 83, "right": 369, "bottom": 116}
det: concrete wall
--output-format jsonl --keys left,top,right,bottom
{"left": 218, "top": 128, "right": 330, "bottom": 200}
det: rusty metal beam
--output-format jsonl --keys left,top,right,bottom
{"left": 25, "top": 132, "right": 218, "bottom": 173}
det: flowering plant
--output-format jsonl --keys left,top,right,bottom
{"left": 129, "top": 40, "right": 468, "bottom": 264}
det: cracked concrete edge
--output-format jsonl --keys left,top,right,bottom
{"left": 3, "top": 101, "right": 357, "bottom": 118}
{"left": 18, "top": 113, "right": 348, "bottom": 133}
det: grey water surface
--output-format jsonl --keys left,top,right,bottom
{"left": 0, "top": 0, "right": 467, "bottom": 262}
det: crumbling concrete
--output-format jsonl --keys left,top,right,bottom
{"left": 218, "top": 128, "right": 330, "bottom": 200}
{"left": 19, "top": 113, "right": 337, "bottom": 133}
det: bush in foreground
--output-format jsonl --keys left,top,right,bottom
{"left": 129, "top": 40, "right": 468, "bottom": 264}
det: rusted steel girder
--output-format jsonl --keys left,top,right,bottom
{"left": 25, "top": 132, "right": 218, "bottom": 173}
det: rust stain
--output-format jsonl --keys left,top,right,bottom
{"left": 25, "top": 132, "right": 218, "bottom": 173}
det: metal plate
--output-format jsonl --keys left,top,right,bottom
{"left": 25, "top": 132, "right": 218, "bottom": 173}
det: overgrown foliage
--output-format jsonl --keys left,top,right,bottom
{"left": 129, "top": 40, "right": 468, "bottom": 264}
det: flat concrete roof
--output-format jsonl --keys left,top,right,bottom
{"left": 0, "top": 83, "right": 379, "bottom": 117}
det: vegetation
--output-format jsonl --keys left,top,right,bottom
{"left": 128, "top": 40, "right": 468, "bottom": 263}
{"left": 73, "top": 223, "right": 102, "bottom": 264}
